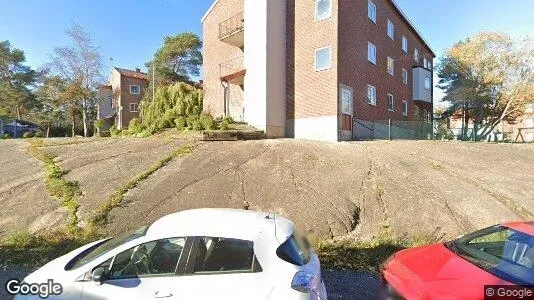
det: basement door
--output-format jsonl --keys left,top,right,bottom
{"left": 339, "top": 84, "right": 354, "bottom": 141}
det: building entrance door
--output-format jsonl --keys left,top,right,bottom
{"left": 340, "top": 85, "right": 354, "bottom": 140}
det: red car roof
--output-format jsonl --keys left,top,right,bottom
{"left": 504, "top": 221, "right": 534, "bottom": 236}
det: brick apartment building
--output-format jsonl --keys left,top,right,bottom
{"left": 98, "top": 67, "right": 149, "bottom": 131}
{"left": 202, "top": 0, "right": 435, "bottom": 141}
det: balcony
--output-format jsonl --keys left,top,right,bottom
{"left": 220, "top": 56, "right": 245, "bottom": 85}
{"left": 412, "top": 67, "right": 432, "bottom": 103}
{"left": 219, "top": 12, "right": 244, "bottom": 48}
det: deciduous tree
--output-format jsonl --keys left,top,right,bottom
{"left": 438, "top": 32, "right": 534, "bottom": 140}
{"left": 48, "top": 23, "right": 104, "bottom": 137}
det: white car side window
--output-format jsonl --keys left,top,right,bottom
{"left": 193, "top": 237, "right": 260, "bottom": 274}
{"left": 105, "top": 237, "right": 186, "bottom": 279}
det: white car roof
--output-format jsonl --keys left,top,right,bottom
{"left": 146, "top": 208, "right": 295, "bottom": 242}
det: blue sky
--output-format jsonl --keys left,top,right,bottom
{"left": 1, "top": 0, "right": 533, "bottom": 100}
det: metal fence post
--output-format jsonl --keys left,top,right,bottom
{"left": 388, "top": 118, "right": 391, "bottom": 141}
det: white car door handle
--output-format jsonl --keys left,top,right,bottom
{"left": 153, "top": 290, "right": 173, "bottom": 298}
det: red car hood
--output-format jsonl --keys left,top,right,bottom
{"left": 383, "top": 244, "right": 512, "bottom": 299}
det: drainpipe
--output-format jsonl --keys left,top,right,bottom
{"left": 221, "top": 81, "right": 229, "bottom": 117}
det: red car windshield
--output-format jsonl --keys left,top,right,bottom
{"left": 448, "top": 224, "right": 534, "bottom": 285}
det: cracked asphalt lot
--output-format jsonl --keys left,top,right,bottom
{"left": 0, "top": 138, "right": 533, "bottom": 242}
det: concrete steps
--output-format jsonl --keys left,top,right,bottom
{"left": 202, "top": 130, "right": 266, "bottom": 141}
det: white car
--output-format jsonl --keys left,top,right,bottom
{"left": 15, "top": 208, "right": 327, "bottom": 300}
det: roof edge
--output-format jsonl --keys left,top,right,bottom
{"left": 200, "top": 0, "right": 435, "bottom": 57}
{"left": 201, "top": 0, "right": 220, "bottom": 23}
{"left": 389, "top": 0, "right": 436, "bottom": 57}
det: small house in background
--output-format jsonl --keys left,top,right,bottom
{"left": 98, "top": 67, "right": 149, "bottom": 132}
{"left": 498, "top": 103, "right": 534, "bottom": 143}
{"left": 440, "top": 103, "right": 534, "bottom": 143}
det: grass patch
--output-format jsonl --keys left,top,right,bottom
{"left": 27, "top": 139, "right": 81, "bottom": 233}
{"left": 90, "top": 145, "right": 194, "bottom": 227}
{"left": 317, "top": 232, "right": 441, "bottom": 274}
{"left": 0, "top": 230, "right": 101, "bottom": 268}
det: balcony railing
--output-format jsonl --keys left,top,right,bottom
{"left": 219, "top": 12, "right": 244, "bottom": 40}
{"left": 219, "top": 56, "right": 245, "bottom": 84}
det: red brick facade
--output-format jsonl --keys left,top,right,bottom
{"left": 203, "top": 0, "right": 434, "bottom": 140}
{"left": 338, "top": 0, "right": 434, "bottom": 123}
{"left": 202, "top": 0, "right": 245, "bottom": 120}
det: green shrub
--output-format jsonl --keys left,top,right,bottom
{"left": 186, "top": 115, "right": 199, "bottom": 128}
{"left": 140, "top": 82, "right": 203, "bottom": 129}
{"left": 200, "top": 113, "right": 216, "bottom": 130}
{"left": 126, "top": 118, "right": 143, "bottom": 135}
{"left": 23, "top": 132, "right": 34, "bottom": 138}
{"left": 220, "top": 120, "right": 230, "bottom": 131}
{"left": 34, "top": 131, "right": 44, "bottom": 138}
{"left": 191, "top": 119, "right": 204, "bottom": 131}
{"left": 175, "top": 116, "right": 187, "bottom": 130}
{"left": 110, "top": 125, "right": 121, "bottom": 137}
{"left": 3, "top": 133, "right": 11, "bottom": 139}
{"left": 135, "top": 131, "right": 151, "bottom": 138}
{"left": 223, "top": 116, "right": 234, "bottom": 124}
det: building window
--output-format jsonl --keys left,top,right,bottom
{"left": 424, "top": 57, "right": 429, "bottom": 69}
{"left": 368, "top": 0, "right": 377, "bottom": 23}
{"left": 414, "top": 48, "right": 420, "bottom": 63}
{"left": 315, "top": 0, "right": 332, "bottom": 21}
{"left": 367, "top": 42, "right": 377, "bottom": 65}
{"left": 387, "top": 19, "right": 394, "bottom": 40}
{"left": 424, "top": 76, "right": 431, "bottom": 90}
{"left": 402, "top": 36, "right": 408, "bottom": 53}
{"left": 402, "top": 100, "right": 408, "bottom": 116}
{"left": 130, "top": 85, "right": 141, "bottom": 94}
{"left": 367, "top": 85, "right": 377, "bottom": 106}
{"left": 387, "top": 94, "right": 394, "bottom": 111}
{"left": 387, "top": 57, "right": 394, "bottom": 76}
{"left": 130, "top": 103, "right": 139, "bottom": 113}
{"left": 315, "top": 46, "right": 332, "bottom": 71}
{"left": 402, "top": 68, "right": 408, "bottom": 85}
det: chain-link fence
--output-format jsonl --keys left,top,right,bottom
{"left": 354, "top": 118, "right": 434, "bottom": 140}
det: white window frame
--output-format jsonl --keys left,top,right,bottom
{"left": 424, "top": 57, "right": 428, "bottom": 69}
{"left": 387, "top": 19, "right": 394, "bottom": 40}
{"left": 424, "top": 76, "right": 431, "bottom": 90}
{"left": 315, "top": 46, "right": 332, "bottom": 71}
{"left": 387, "top": 57, "right": 394, "bottom": 76}
{"left": 402, "top": 36, "right": 408, "bottom": 53}
{"left": 387, "top": 93, "right": 394, "bottom": 111}
{"left": 367, "top": 42, "right": 377, "bottom": 65}
{"left": 367, "top": 85, "right": 377, "bottom": 106}
{"left": 129, "top": 103, "right": 139, "bottom": 113}
{"left": 414, "top": 48, "right": 420, "bottom": 63}
{"left": 130, "top": 85, "right": 141, "bottom": 95}
{"left": 315, "top": 0, "right": 332, "bottom": 22}
{"left": 402, "top": 68, "right": 408, "bottom": 85}
{"left": 402, "top": 100, "right": 408, "bottom": 116}
{"left": 368, "top": 0, "right": 377, "bottom": 24}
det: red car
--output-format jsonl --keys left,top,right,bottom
{"left": 380, "top": 222, "right": 534, "bottom": 299}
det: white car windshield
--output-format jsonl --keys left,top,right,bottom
{"left": 68, "top": 226, "right": 148, "bottom": 270}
